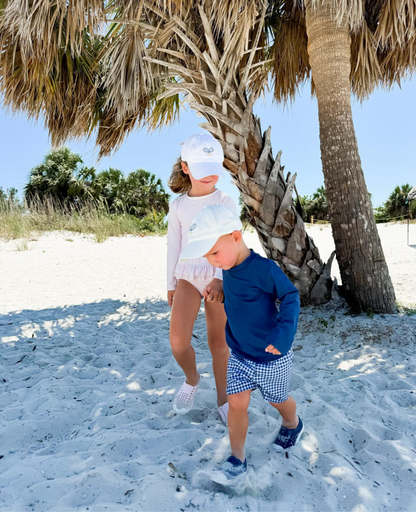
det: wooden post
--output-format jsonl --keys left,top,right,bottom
{"left": 407, "top": 217, "right": 410, "bottom": 245}
{"left": 311, "top": 215, "right": 314, "bottom": 224}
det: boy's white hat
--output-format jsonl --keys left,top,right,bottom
{"left": 181, "top": 133, "right": 225, "bottom": 180}
{"left": 179, "top": 205, "right": 242, "bottom": 261}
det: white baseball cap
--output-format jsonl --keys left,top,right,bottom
{"left": 179, "top": 205, "right": 242, "bottom": 261}
{"left": 181, "top": 133, "right": 225, "bottom": 180}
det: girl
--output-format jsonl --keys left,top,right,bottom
{"left": 167, "top": 132, "right": 237, "bottom": 425}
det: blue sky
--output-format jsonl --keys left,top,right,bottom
{"left": 0, "top": 77, "right": 415, "bottom": 208}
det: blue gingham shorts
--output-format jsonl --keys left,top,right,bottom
{"left": 226, "top": 349, "right": 293, "bottom": 403}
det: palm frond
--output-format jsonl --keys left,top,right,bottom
{"left": 101, "top": 22, "right": 154, "bottom": 122}
{"left": 1, "top": 0, "right": 105, "bottom": 62}
{"left": 376, "top": 0, "right": 416, "bottom": 48}
{"left": 350, "top": 20, "right": 382, "bottom": 99}
{"left": 307, "top": 0, "right": 366, "bottom": 31}
{"left": 147, "top": 90, "right": 181, "bottom": 130}
{"left": 270, "top": 7, "right": 310, "bottom": 103}
{"left": 378, "top": 33, "right": 416, "bottom": 87}
{"left": 0, "top": 14, "right": 101, "bottom": 146}
{"left": 0, "top": 0, "right": 8, "bottom": 15}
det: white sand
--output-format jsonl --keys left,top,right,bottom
{"left": 0, "top": 224, "right": 415, "bottom": 512}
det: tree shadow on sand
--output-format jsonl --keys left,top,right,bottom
{"left": 1, "top": 302, "right": 415, "bottom": 511}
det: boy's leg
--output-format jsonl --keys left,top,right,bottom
{"left": 270, "top": 396, "right": 304, "bottom": 451}
{"left": 170, "top": 279, "right": 201, "bottom": 386}
{"left": 228, "top": 389, "right": 251, "bottom": 462}
{"left": 204, "top": 300, "right": 229, "bottom": 406}
{"left": 269, "top": 396, "right": 299, "bottom": 429}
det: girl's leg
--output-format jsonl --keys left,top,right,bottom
{"left": 204, "top": 300, "right": 229, "bottom": 406}
{"left": 170, "top": 279, "right": 201, "bottom": 385}
{"left": 228, "top": 390, "right": 252, "bottom": 462}
{"left": 270, "top": 396, "right": 299, "bottom": 429}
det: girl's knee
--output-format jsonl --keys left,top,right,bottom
{"left": 208, "top": 336, "right": 229, "bottom": 357}
{"left": 170, "top": 334, "right": 192, "bottom": 354}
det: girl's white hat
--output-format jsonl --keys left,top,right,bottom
{"left": 179, "top": 205, "right": 242, "bottom": 261}
{"left": 181, "top": 133, "right": 225, "bottom": 180}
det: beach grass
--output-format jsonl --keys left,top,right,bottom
{"left": 397, "top": 302, "right": 416, "bottom": 316}
{"left": 0, "top": 199, "right": 167, "bottom": 242}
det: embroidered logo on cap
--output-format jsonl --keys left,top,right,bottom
{"left": 203, "top": 147, "right": 214, "bottom": 154}
{"left": 189, "top": 223, "right": 197, "bottom": 232}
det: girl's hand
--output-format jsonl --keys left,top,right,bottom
{"left": 167, "top": 290, "right": 175, "bottom": 307}
{"left": 265, "top": 344, "right": 282, "bottom": 355}
{"left": 203, "top": 278, "right": 224, "bottom": 303}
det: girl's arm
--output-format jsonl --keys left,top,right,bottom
{"left": 167, "top": 200, "right": 182, "bottom": 291}
{"left": 213, "top": 194, "right": 239, "bottom": 280}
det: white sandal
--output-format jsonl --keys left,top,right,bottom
{"left": 218, "top": 402, "right": 229, "bottom": 426}
{"left": 173, "top": 377, "right": 200, "bottom": 414}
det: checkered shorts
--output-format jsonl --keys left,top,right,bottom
{"left": 226, "top": 350, "right": 293, "bottom": 404}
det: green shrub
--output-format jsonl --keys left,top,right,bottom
{"left": 299, "top": 186, "right": 329, "bottom": 223}
{"left": 24, "top": 148, "right": 170, "bottom": 219}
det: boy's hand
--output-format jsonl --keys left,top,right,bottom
{"left": 265, "top": 344, "right": 281, "bottom": 355}
{"left": 167, "top": 290, "right": 175, "bottom": 307}
{"left": 203, "top": 278, "right": 224, "bottom": 303}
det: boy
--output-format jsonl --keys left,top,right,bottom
{"left": 179, "top": 204, "right": 303, "bottom": 483}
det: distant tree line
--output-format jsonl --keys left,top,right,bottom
{"left": 14, "top": 147, "right": 170, "bottom": 218}
{"left": 3, "top": 151, "right": 413, "bottom": 226}
{"left": 238, "top": 183, "right": 416, "bottom": 225}
{"left": 298, "top": 186, "right": 329, "bottom": 223}
{"left": 374, "top": 184, "right": 416, "bottom": 223}
{"left": 293, "top": 184, "right": 415, "bottom": 224}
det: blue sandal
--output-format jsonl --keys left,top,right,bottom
{"left": 273, "top": 416, "right": 304, "bottom": 451}
{"left": 210, "top": 455, "right": 247, "bottom": 484}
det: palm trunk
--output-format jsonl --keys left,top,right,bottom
{"left": 304, "top": 0, "right": 396, "bottom": 313}
{"left": 148, "top": 3, "right": 333, "bottom": 304}
{"left": 224, "top": 121, "right": 335, "bottom": 306}
{"left": 189, "top": 99, "right": 334, "bottom": 305}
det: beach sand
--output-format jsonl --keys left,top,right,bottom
{"left": 0, "top": 223, "right": 415, "bottom": 512}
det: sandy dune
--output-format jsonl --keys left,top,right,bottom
{"left": 0, "top": 223, "right": 415, "bottom": 512}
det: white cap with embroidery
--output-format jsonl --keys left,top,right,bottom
{"left": 179, "top": 205, "right": 242, "bottom": 261}
{"left": 181, "top": 133, "right": 225, "bottom": 180}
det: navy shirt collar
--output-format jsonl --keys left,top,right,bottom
{"left": 228, "top": 249, "right": 256, "bottom": 273}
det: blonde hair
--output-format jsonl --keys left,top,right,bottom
{"left": 168, "top": 157, "right": 192, "bottom": 194}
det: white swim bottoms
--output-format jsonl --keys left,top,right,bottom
{"left": 179, "top": 277, "right": 214, "bottom": 298}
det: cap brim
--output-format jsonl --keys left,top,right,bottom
{"left": 179, "top": 236, "right": 220, "bottom": 262}
{"left": 188, "top": 162, "right": 225, "bottom": 180}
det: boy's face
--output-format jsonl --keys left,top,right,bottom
{"left": 204, "top": 231, "right": 242, "bottom": 270}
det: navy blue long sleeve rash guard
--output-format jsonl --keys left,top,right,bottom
{"left": 223, "top": 250, "right": 300, "bottom": 362}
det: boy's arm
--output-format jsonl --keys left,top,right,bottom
{"left": 264, "top": 263, "right": 300, "bottom": 355}
{"left": 202, "top": 278, "right": 224, "bottom": 302}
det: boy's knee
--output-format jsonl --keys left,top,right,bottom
{"left": 228, "top": 393, "right": 250, "bottom": 411}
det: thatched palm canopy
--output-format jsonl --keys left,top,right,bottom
{"left": 0, "top": 0, "right": 415, "bottom": 156}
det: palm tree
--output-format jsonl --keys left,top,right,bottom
{"left": 269, "top": 0, "right": 416, "bottom": 312}
{"left": 3, "top": 1, "right": 414, "bottom": 312}
{"left": 25, "top": 147, "right": 93, "bottom": 205}
{"left": 385, "top": 184, "right": 414, "bottom": 219}
{"left": 0, "top": 0, "right": 335, "bottom": 305}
